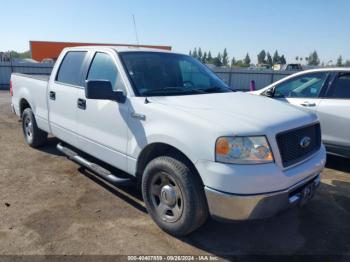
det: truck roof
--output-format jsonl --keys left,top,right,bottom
{"left": 66, "top": 45, "right": 173, "bottom": 53}
{"left": 294, "top": 67, "right": 350, "bottom": 73}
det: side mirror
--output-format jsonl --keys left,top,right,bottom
{"left": 264, "top": 88, "right": 274, "bottom": 97}
{"left": 85, "top": 80, "right": 126, "bottom": 103}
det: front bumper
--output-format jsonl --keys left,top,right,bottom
{"left": 196, "top": 146, "right": 326, "bottom": 194}
{"left": 205, "top": 174, "right": 321, "bottom": 221}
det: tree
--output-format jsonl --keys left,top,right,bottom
{"left": 345, "top": 60, "right": 350, "bottom": 67}
{"left": 213, "top": 53, "right": 223, "bottom": 67}
{"left": 244, "top": 53, "right": 251, "bottom": 66}
{"left": 300, "top": 57, "right": 303, "bottom": 63}
{"left": 273, "top": 50, "right": 280, "bottom": 64}
{"left": 267, "top": 52, "right": 273, "bottom": 66}
{"left": 280, "top": 55, "right": 286, "bottom": 65}
{"left": 308, "top": 50, "right": 320, "bottom": 66}
{"left": 336, "top": 55, "right": 343, "bottom": 67}
{"left": 231, "top": 57, "right": 236, "bottom": 67}
{"left": 189, "top": 50, "right": 192, "bottom": 56}
{"left": 202, "top": 52, "right": 207, "bottom": 63}
{"left": 222, "top": 48, "right": 229, "bottom": 66}
{"left": 192, "top": 48, "right": 198, "bottom": 59}
{"left": 257, "top": 50, "right": 266, "bottom": 64}
{"left": 234, "top": 60, "right": 247, "bottom": 67}
{"left": 198, "top": 47, "right": 203, "bottom": 61}
{"left": 295, "top": 56, "right": 299, "bottom": 62}
{"left": 9, "top": 50, "right": 31, "bottom": 59}
{"left": 207, "top": 51, "right": 213, "bottom": 63}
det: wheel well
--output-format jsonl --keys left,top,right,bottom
{"left": 20, "top": 99, "right": 31, "bottom": 116}
{"left": 136, "top": 143, "right": 202, "bottom": 184}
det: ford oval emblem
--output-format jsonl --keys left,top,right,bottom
{"left": 300, "top": 136, "right": 311, "bottom": 148}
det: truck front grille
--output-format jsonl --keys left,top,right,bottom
{"left": 276, "top": 123, "right": 321, "bottom": 168}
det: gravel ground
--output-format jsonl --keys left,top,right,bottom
{"left": 0, "top": 91, "right": 349, "bottom": 259}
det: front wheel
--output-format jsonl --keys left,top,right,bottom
{"left": 142, "top": 156, "right": 208, "bottom": 236}
{"left": 22, "top": 108, "right": 48, "bottom": 148}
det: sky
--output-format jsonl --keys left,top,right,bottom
{"left": 1, "top": 0, "right": 350, "bottom": 63}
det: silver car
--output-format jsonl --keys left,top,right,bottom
{"left": 252, "top": 68, "right": 350, "bottom": 158}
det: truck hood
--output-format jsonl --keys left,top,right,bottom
{"left": 148, "top": 92, "right": 317, "bottom": 135}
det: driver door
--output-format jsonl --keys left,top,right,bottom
{"left": 76, "top": 51, "right": 129, "bottom": 172}
{"left": 272, "top": 72, "right": 330, "bottom": 113}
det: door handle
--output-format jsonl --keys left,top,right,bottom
{"left": 300, "top": 101, "right": 316, "bottom": 107}
{"left": 49, "top": 91, "right": 56, "bottom": 100}
{"left": 77, "top": 98, "right": 86, "bottom": 110}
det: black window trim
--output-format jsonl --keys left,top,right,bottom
{"left": 54, "top": 50, "right": 89, "bottom": 88}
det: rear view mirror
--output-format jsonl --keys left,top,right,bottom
{"left": 85, "top": 80, "right": 125, "bottom": 103}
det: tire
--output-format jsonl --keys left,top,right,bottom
{"left": 22, "top": 108, "right": 47, "bottom": 148}
{"left": 142, "top": 156, "right": 208, "bottom": 236}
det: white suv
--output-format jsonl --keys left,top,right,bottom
{"left": 252, "top": 68, "right": 350, "bottom": 159}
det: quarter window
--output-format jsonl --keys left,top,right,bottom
{"left": 325, "top": 73, "right": 350, "bottom": 99}
{"left": 87, "top": 52, "right": 124, "bottom": 91}
{"left": 274, "top": 73, "right": 328, "bottom": 98}
{"left": 56, "top": 51, "right": 87, "bottom": 86}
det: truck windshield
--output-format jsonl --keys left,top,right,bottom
{"left": 119, "top": 52, "right": 233, "bottom": 96}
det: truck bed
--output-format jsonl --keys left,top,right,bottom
{"left": 12, "top": 73, "right": 50, "bottom": 82}
{"left": 11, "top": 72, "right": 51, "bottom": 133}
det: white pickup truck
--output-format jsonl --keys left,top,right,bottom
{"left": 11, "top": 46, "right": 326, "bottom": 236}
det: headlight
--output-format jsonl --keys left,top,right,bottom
{"left": 215, "top": 136, "right": 273, "bottom": 164}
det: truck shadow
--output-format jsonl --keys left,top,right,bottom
{"left": 78, "top": 167, "right": 147, "bottom": 214}
{"left": 37, "top": 137, "right": 65, "bottom": 156}
{"left": 78, "top": 165, "right": 350, "bottom": 257}
{"left": 35, "top": 140, "right": 350, "bottom": 257}
{"left": 325, "top": 154, "right": 350, "bottom": 173}
{"left": 76, "top": 156, "right": 350, "bottom": 258}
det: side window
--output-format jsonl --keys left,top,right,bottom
{"left": 87, "top": 52, "right": 125, "bottom": 91}
{"left": 179, "top": 60, "right": 210, "bottom": 88}
{"left": 325, "top": 73, "right": 350, "bottom": 99}
{"left": 56, "top": 51, "right": 87, "bottom": 86}
{"left": 274, "top": 73, "right": 328, "bottom": 98}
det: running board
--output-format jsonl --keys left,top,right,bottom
{"left": 57, "top": 143, "right": 131, "bottom": 184}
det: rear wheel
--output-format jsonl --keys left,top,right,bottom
{"left": 142, "top": 156, "right": 208, "bottom": 236}
{"left": 22, "top": 108, "right": 47, "bottom": 148}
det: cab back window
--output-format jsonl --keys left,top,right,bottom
{"left": 56, "top": 51, "right": 87, "bottom": 86}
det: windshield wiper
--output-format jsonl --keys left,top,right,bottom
{"left": 142, "top": 86, "right": 206, "bottom": 96}
{"left": 198, "top": 86, "right": 234, "bottom": 93}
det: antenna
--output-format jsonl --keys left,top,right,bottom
{"left": 132, "top": 14, "right": 140, "bottom": 46}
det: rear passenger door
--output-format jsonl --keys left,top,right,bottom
{"left": 316, "top": 72, "right": 350, "bottom": 148}
{"left": 48, "top": 51, "right": 87, "bottom": 148}
{"left": 76, "top": 51, "right": 129, "bottom": 172}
